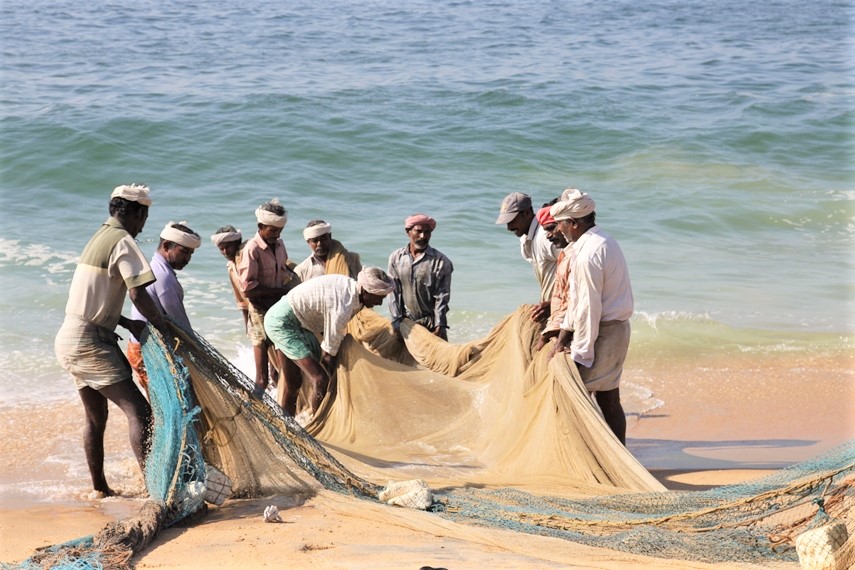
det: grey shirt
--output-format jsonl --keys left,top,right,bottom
{"left": 387, "top": 244, "right": 453, "bottom": 331}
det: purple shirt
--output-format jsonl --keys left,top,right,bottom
{"left": 130, "top": 252, "right": 191, "bottom": 340}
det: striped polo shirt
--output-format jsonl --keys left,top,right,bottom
{"left": 64, "top": 217, "right": 155, "bottom": 330}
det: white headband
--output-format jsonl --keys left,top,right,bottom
{"left": 357, "top": 267, "right": 395, "bottom": 296}
{"left": 111, "top": 184, "right": 152, "bottom": 206}
{"left": 303, "top": 222, "right": 332, "bottom": 240}
{"left": 161, "top": 221, "right": 202, "bottom": 249}
{"left": 550, "top": 190, "right": 596, "bottom": 221}
{"left": 256, "top": 206, "right": 287, "bottom": 228}
{"left": 211, "top": 230, "right": 242, "bottom": 247}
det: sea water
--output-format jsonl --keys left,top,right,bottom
{"left": 1, "top": 0, "right": 852, "bottom": 412}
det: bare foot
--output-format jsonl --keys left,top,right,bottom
{"left": 92, "top": 487, "right": 115, "bottom": 499}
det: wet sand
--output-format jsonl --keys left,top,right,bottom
{"left": 2, "top": 348, "right": 851, "bottom": 568}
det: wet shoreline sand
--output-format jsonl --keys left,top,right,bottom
{"left": 2, "top": 348, "right": 851, "bottom": 567}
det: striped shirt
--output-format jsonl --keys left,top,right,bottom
{"left": 63, "top": 217, "right": 154, "bottom": 330}
{"left": 285, "top": 274, "right": 363, "bottom": 356}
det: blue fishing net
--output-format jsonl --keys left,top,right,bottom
{"left": 8, "top": 320, "right": 853, "bottom": 569}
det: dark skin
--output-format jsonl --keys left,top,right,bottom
{"left": 550, "top": 215, "right": 626, "bottom": 445}
{"left": 307, "top": 231, "right": 332, "bottom": 263}
{"left": 244, "top": 223, "right": 296, "bottom": 397}
{"left": 406, "top": 224, "right": 447, "bottom": 340}
{"left": 533, "top": 222, "right": 569, "bottom": 352}
{"left": 243, "top": 224, "right": 294, "bottom": 311}
{"left": 217, "top": 240, "right": 249, "bottom": 329}
{"left": 281, "top": 290, "right": 387, "bottom": 416}
{"left": 505, "top": 208, "right": 551, "bottom": 323}
{"left": 80, "top": 206, "right": 168, "bottom": 496}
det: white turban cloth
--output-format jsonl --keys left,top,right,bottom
{"left": 303, "top": 222, "right": 332, "bottom": 240}
{"left": 550, "top": 190, "right": 596, "bottom": 221}
{"left": 357, "top": 267, "right": 396, "bottom": 297}
{"left": 211, "top": 229, "right": 242, "bottom": 247}
{"left": 111, "top": 184, "right": 152, "bottom": 206}
{"left": 256, "top": 199, "right": 287, "bottom": 228}
{"left": 161, "top": 221, "right": 202, "bottom": 250}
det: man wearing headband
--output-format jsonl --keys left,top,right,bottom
{"left": 237, "top": 198, "right": 300, "bottom": 399}
{"left": 54, "top": 184, "right": 168, "bottom": 497}
{"left": 126, "top": 221, "right": 202, "bottom": 390}
{"left": 533, "top": 204, "right": 572, "bottom": 352}
{"left": 495, "top": 192, "right": 559, "bottom": 321}
{"left": 294, "top": 220, "right": 362, "bottom": 282}
{"left": 550, "top": 190, "right": 634, "bottom": 445}
{"left": 264, "top": 267, "right": 395, "bottom": 417}
{"left": 211, "top": 225, "right": 249, "bottom": 331}
{"left": 387, "top": 214, "right": 454, "bottom": 340}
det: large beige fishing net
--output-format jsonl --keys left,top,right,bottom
{"left": 17, "top": 306, "right": 852, "bottom": 569}
{"left": 306, "top": 307, "right": 663, "bottom": 494}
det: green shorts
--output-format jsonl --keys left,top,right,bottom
{"left": 263, "top": 297, "right": 320, "bottom": 361}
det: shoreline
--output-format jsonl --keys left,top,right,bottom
{"left": 0, "top": 467, "right": 783, "bottom": 569}
{"left": 2, "top": 345, "right": 851, "bottom": 567}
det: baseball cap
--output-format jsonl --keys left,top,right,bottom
{"left": 495, "top": 192, "right": 532, "bottom": 224}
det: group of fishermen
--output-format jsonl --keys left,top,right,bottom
{"left": 55, "top": 183, "right": 634, "bottom": 496}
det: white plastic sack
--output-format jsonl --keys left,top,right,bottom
{"left": 796, "top": 519, "right": 849, "bottom": 570}
{"left": 204, "top": 464, "right": 233, "bottom": 506}
{"left": 378, "top": 479, "right": 433, "bottom": 510}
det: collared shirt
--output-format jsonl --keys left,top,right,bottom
{"left": 130, "top": 252, "right": 191, "bottom": 339}
{"left": 543, "top": 245, "right": 574, "bottom": 335}
{"left": 63, "top": 217, "right": 154, "bottom": 331}
{"left": 294, "top": 242, "right": 362, "bottom": 283}
{"left": 286, "top": 274, "right": 363, "bottom": 356}
{"left": 294, "top": 255, "right": 327, "bottom": 283}
{"left": 237, "top": 232, "right": 290, "bottom": 292}
{"left": 520, "top": 218, "right": 558, "bottom": 302}
{"left": 560, "top": 226, "right": 634, "bottom": 367}
{"left": 387, "top": 244, "right": 453, "bottom": 330}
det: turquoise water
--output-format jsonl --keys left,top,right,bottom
{"left": 1, "top": 0, "right": 852, "bottom": 404}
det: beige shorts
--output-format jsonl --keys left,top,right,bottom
{"left": 55, "top": 316, "right": 132, "bottom": 390}
{"left": 246, "top": 306, "right": 269, "bottom": 347}
{"left": 578, "top": 320, "right": 631, "bottom": 393}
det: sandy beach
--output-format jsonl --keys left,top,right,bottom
{"left": 2, "top": 344, "right": 851, "bottom": 569}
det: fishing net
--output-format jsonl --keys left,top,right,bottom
{"left": 8, "top": 306, "right": 853, "bottom": 569}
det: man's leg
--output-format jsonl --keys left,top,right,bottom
{"left": 275, "top": 351, "right": 303, "bottom": 416}
{"left": 252, "top": 341, "right": 271, "bottom": 397}
{"left": 291, "top": 356, "right": 330, "bottom": 414}
{"left": 78, "top": 386, "right": 112, "bottom": 495}
{"left": 99, "top": 379, "right": 153, "bottom": 471}
{"left": 595, "top": 388, "right": 626, "bottom": 445}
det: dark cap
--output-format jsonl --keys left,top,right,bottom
{"left": 495, "top": 192, "right": 532, "bottom": 224}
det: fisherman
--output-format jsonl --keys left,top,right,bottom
{"left": 387, "top": 214, "right": 454, "bottom": 340}
{"left": 210, "top": 225, "right": 249, "bottom": 331}
{"left": 551, "top": 190, "right": 633, "bottom": 445}
{"left": 237, "top": 198, "right": 299, "bottom": 399}
{"left": 294, "top": 219, "right": 362, "bottom": 281}
{"left": 532, "top": 206, "right": 572, "bottom": 353}
{"left": 495, "top": 192, "right": 558, "bottom": 321}
{"left": 126, "top": 221, "right": 202, "bottom": 390}
{"left": 264, "top": 267, "right": 395, "bottom": 416}
{"left": 54, "top": 184, "right": 168, "bottom": 497}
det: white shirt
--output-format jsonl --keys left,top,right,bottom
{"left": 520, "top": 218, "right": 558, "bottom": 302}
{"left": 294, "top": 255, "right": 327, "bottom": 283}
{"left": 286, "top": 274, "right": 363, "bottom": 356}
{"left": 561, "top": 226, "right": 633, "bottom": 367}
